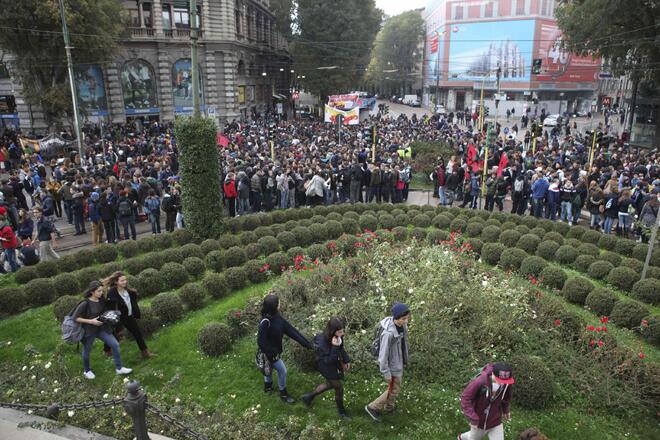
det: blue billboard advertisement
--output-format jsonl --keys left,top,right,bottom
{"left": 426, "top": 29, "right": 446, "bottom": 82}
{"left": 172, "top": 58, "right": 204, "bottom": 114}
{"left": 74, "top": 65, "right": 108, "bottom": 116}
{"left": 448, "top": 20, "right": 534, "bottom": 82}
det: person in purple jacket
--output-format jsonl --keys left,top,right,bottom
{"left": 458, "top": 362, "right": 514, "bottom": 440}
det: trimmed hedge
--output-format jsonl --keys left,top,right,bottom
{"left": 94, "top": 244, "right": 119, "bottom": 264}
{"left": 198, "top": 323, "right": 232, "bottom": 357}
{"left": 520, "top": 256, "right": 548, "bottom": 278}
{"left": 202, "top": 272, "right": 229, "bottom": 299}
{"left": 516, "top": 234, "right": 542, "bottom": 254}
{"left": 587, "top": 261, "right": 615, "bottom": 280}
{"left": 432, "top": 214, "right": 451, "bottom": 230}
{"left": 35, "top": 260, "right": 59, "bottom": 279}
{"left": 200, "top": 239, "right": 220, "bottom": 255}
{"left": 561, "top": 277, "right": 594, "bottom": 305}
{"left": 205, "top": 250, "right": 225, "bottom": 272}
{"left": 53, "top": 273, "right": 81, "bottom": 298}
{"left": 606, "top": 266, "right": 639, "bottom": 291}
{"left": 597, "top": 234, "right": 617, "bottom": 251}
{"left": 179, "top": 283, "right": 206, "bottom": 310}
{"left": 536, "top": 241, "right": 560, "bottom": 261}
{"left": 631, "top": 278, "right": 660, "bottom": 305}
{"left": 540, "top": 266, "right": 568, "bottom": 290}
{"left": 224, "top": 267, "right": 248, "bottom": 291}
{"left": 585, "top": 288, "right": 619, "bottom": 316}
{"left": 641, "top": 315, "right": 660, "bottom": 346}
{"left": 482, "top": 243, "right": 505, "bottom": 265}
{"left": 52, "top": 295, "right": 81, "bottom": 323}
{"left": 257, "top": 236, "right": 281, "bottom": 256}
{"left": 224, "top": 246, "right": 247, "bottom": 268}
{"left": 580, "top": 229, "right": 601, "bottom": 244}
{"left": 499, "top": 248, "right": 528, "bottom": 271}
{"left": 577, "top": 243, "right": 600, "bottom": 258}
{"left": 137, "top": 268, "right": 164, "bottom": 297}
{"left": 183, "top": 257, "right": 206, "bottom": 279}
{"left": 610, "top": 300, "right": 649, "bottom": 329}
{"left": 481, "top": 225, "right": 502, "bottom": 243}
{"left": 0, "top": 287, "right": 26, "bottom": 315}
{"left": 499, "top": 230, "right": 521, "bottom": 248}
{"left": 160, "top": 262, "right": 189, "bottom": 289}
{"left": 599, "top": 251, "right": 622, "bottom": 267}
{"left": 543, "top": 231, "right": 564, "bottom": 245}
{"left": 554, "top": 245, "right": 579, "bottom": 265}
{"left": 151, "top": 291, "right": 184, "bottom": 324}
{"left": 465, "top": 222, "right": 484, "bottom": 238}
{"left": 574, "top": 255, "right": 597, "bottom": 273}
{"left": 24, "top": 279, "right": 55, "bottom": 306}
{"left": 244, "top": 259, "right": 269, "bottom": 284}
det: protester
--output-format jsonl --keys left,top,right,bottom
{"left": 72, "top": 280, "right": 133, "bottom": 379}
{"left": 458, "top": 362, "right": 514, "bottom": 440}
{"left": 18, "top": 239, "right": 39, "bottom": 266}
{"left": 16, "top": 208, "right": 33, "bottom": 241}
{"left": 31, "top": 206, "right": 58, "bottom": 261}
{"left": 365, "top": 302, "right": 410, "bottom": 422}
{"left": 301, "top": 317, "right": 351, "bottom": 419}
{"left": 0, "top": 208, "right": 18, "bottom": 272}
{"left": 102, "top": 271, "right": 155, "bottom": 359}
{"left": 257, "top": 294, "right": 313, "bottom": 403}
{"left": 88, "top": 192, "right": 104, "bottom": 245}
{"left": 143, "top": 189, "right": 162, "bottom": 234}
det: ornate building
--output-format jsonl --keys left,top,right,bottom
{"left": 0, "top": 0, "right": 292, "bottom": 133}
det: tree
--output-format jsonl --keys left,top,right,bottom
{"left": 292, "top": 0, "right": 382, "bottom": 99}
{"left": 555, "top": 0, "right": 659, "bottom": 145}
{"left": 0, "top": 0, "right": 123, "bottom": 129}
{"left": 365, "top": 10, "right": 424, "bottom": 97}
{"left": 175, "top": 116, "right": 224, "bottom": 241}
{"left": 270, "top": 0, "right": 294, "bottom": 39}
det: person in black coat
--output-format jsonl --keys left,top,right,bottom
{"left": 257, "top": 294, "right": 312, "bottom": 403}
{"left": 102, "top": 271, "right": 155, "bottom": 359}
{"left": 301, "top": 317, "right": 351, "bottom": 418}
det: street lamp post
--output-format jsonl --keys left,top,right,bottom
{"left": 190, "top": 0, "right": 200, "bottom": 117}
{"left": 58, "top": 0, "right": 84, "bottom": 162}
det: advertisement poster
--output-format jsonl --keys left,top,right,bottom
{"left": 324, "top": 94, "right": 360, "bottom": 125}
{"left": 448, "top": 20, "right": 534, "bottom": 82}
{"left": 426, "top": 29, "right": 446, "bottom": 82}
{"left": 247, "top": 86, "right": 255, "bottom": 102}
{"left": 534, "top": 21, "right": 600, "bottom": 83}
{"left": 121, "top": 60, "right": 158, "bottom": 114}
{"left": 74, "top": 65, "right": 108, "bottom": 116}
{"left": 238, "top": 86, "right": 246, "bottom": 104}
{"left": 172, "top": 58, "right": 204, "bottom": 114}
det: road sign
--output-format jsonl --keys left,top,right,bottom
{"left": 207, "top": 106, "right": 216, "bottom": 117}
{"left": 503, "top": 127, "right": 509, "bottom": 134}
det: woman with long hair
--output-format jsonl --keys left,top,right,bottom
{"left": 72, "top": 280, "right": 132, "bottom": 379}
{"left": 257, "top": 294, "right": 313, "bottom": 403}
{"left": 301, "top": 317, "right": 351, "bottom": 419}
{"left": 102, "top": 271, "right": 155, "bottom": 359}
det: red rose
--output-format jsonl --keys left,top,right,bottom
{"left": 554, "top": 319, "right": 561, "bottom": 326}
{"left": 597, "top": 340, "right": 604, "bottom": 347}
{"left": 586, "top": 325, "right": 596, "bottom": 331}
{"left": 639, "top": 352, "right": 645, "bottom": 359}
{"left": 600, "top": 316, "right": 609, "bottom": 324}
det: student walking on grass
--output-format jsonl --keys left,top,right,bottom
{"left": 365, "top": 302, "right": 410, "bottom": 422}
{"left": 301, "top": 317, "right": 352, "bottom": 419}
{"left": 72, "top": 281, "right": 132, "bottom": 379}
{"left": 458, "top": 362, "right": 514, "bottom": 440}
{"left": 257, "top": 294, "right": 313, "bottom": 403}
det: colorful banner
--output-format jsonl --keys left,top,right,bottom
{"left": 74, "top": 65, "right": 108, "bottom": 116}
{"left": 324, "top": 94, "right": 360, "bottom": 125}
{"left": 121, "top": 59, "right": 158, "bottom": 112}
{"left": 238, "top": 86, "right": 246, "bottom": 104}
{"left": 533, "top": 20, "right": 600, "bottom": 83}
{"left": 448, "top": 20, "right": 534, "bottom": 82}
{"left": 172, "top": 58, "right": 204, "bottom": 114}
{"left": 427, "top": 28, "right": 446, "bottom": 82}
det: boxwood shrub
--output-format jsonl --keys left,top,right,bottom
{"left": 566, "top": 225, "right": 587, "bottom": 239}
{"left": 432, "top": 214, "right": 451, "bottom": 230}
{"left": 427, "top": 229, "right": 449, "bottom": 246}
{"left": 598, "top": 251, "right": 622, "bottom": 267}
{"left": 465, "top": 222, "right": 483, "bottom": 237}
{"left": 0, "top": 287, "right": 26, "bottom": 315}
{"left": 180, "top": 243, "right": 204, "bottom": 260}
{"left": 357, "top": 214, "right": 377, "bottom": 232}
{"left": 606, "top": 266, "right": 639, "bottom": 291}
{"left": 14, "top": 266, "right": 39, "bottom": 284}
{"left": 326, "top": 212, "right": 342, "bottom": 222}
{"left": 392, "top": 227, "right": 408, "bottom": 242}
{"left": 631, "top": 278, "right": 660, "bottom": 305}
{"left": 614, "top": 238, "right": 636, "bottom": 256}
{"left": 587, "top": 261, "right": 615, "bottom": 280}
{"left": 543, "top": 231, "right": 564, "bottom": 245}
{"left": 484, "top": 219, "right": 502, "bottom": 228}
{"left": 183, "top": 257, "right": 206, "bottom": 279}
{"left": 137, "top": 236, "right": 157, "bottom": 253}
{"left": 308, "top": 223, "right": 328, "bottom": 242}
{"left": 516, "top": 234, "right": 542, "bottom": 254}
{"left": 641, "top": 315, "right": 660, "bottom": 346}
{"left": 224, "top": 246, "right": 247, "bottom": 268}
{"left": 509, "top": 355, "right": 555, "bottom": 409}
{"left": 202, "top": 272, "right": 229, "bottom": 298}
{"left": 411, "top": 214, "right": 431, "bottom": 228}
{"left": 52, "top": 295, "right": 81, "bottom": 323}
{"left": 540, "top": 266, "right": 568, "bottom": 290}
{"left": 161, "top": 248, "right": 184, "bottom": 264}
{"left": 343, "top": 211, "right": 359, "bottom": 221}
{"left": 199, "top": 239, "right": 220, "bottom": 255}
{"left": 286, "top": 247, "right": 305, "bottom": 261}
{"left": 75, "top": 248, "right": 96, "bottom": 268}
{"left": 482, "top": 242, "right": 505, "bottom": 265}
{"left": 577, "top": 243, "right": 600, "bottom": 258}
{"left": 520, "top": 216, "right": 538, "bottom": 229}
{"left": 450, "top": 218, "right": 467, "bottom": 233}
{"left": 179, "top": 283, "right": 206, "bottom": 310}
{"left": 276, "top": 231, "right": 297, "bottom": 250}
{"left": 499, "top": 230, "right": 521, "bottom": 248}
{"left": 254, "top": 226, "right": 274, "bottom": 239}
{"left": 137, "top": 268, "right": 164, "bottom": 297}
{"left": 94, "top": 244, "right": 118, "bottom": 264}
{"left": 481, "top": 225, "right": 501, "bottom": 243}
{"left": 245, "top": 243, "right": 261, "bottom": 260}
{"left": 76, "top": 266, "right": 104, "bottom": 289}
{"left": 631, "top": 243, "right": 649, "bottom": 262}
{"left": 240, "top": 215, "right": 261, "bottom": 231}
{"left": 411, "top": 228, "right": 427, "bottom": 241}
{"left": 306, "top": 243, "right": 328, "bottom": 262}
{"left": 257, "top": 236, "right": 280, "bottom": 256}
{"left": 153, "top": 233, "right": 173, "bottom": 250}
{"left": 520, "top": 256, "right": 548, "bottom": 278}
{"left": 597, "top": 234, "right": 617, "bottom": 251}
{"left": 561, "top": 277, "right": 594, "bottom": 305}
{"left": 225, "top": 266, "right": 248, "bottom": 291}
{"left": 515, "top": 225, "right": 531, "bottom": 235}
{"left": 466, "top": 238, "right": 483, "bottom": 255}
{"left": 529, "top": 227, "right": 547, "bottom": 239}
{"left": 266, "top": 252, "right": 290, "bottom": 275}
{"left": 501, "top": 221, "right": 517, "bottom": 231}
{"left": 535, "top": 241, "right": 560, "bottom": 261}
{"left": 160, "top": 262, "right": 189, "bottom": 289}
{"left": 117, "top": 240, "right": 140, "bottom": 258}
{"left": 574, "top": 254, "right": 596, "bottom": 273}
{"left": 610, "top": 299, "right": 650, "bottom": 329}
{"left": 244, "top": 259, "right": 269, "bottom": 284}
{"left": 204, "top": 250, "right": 225, "bottom": 272}
{"left": 218, "top": 234, "right": 240, "bottom": 250}
{"left": 24, "top": 278, "right": 55, "bottom": 306}
{"left": 554, "top": 245, "right": 579, "bottom": 264}
{"left": 53, "top": 273, "right": 81, "bottom": 298}
{"left": 621, "top": 257, "right": 643, "bottom": 274}
{"left": 152, "top": 291, "right": 184, "bottom": 324}
{"left": 56, "top": 254, "right": 82, "bottom": 273}
{"left": 499, "top": 248, "right": 528, "bottom": 271}
{"left": 35, "top": 260, "right": 59, "bottom": 279}
{"left": 292, "top": 226, "right": 313, "bottom": 247}
{"left": 143, "top": 252, "right": 166, "bottom": 270}
{"left": 538, "top": 219, "right": 555, "bottom": 232}
{"left": 324, "top": 220, "right": 344, "bottom": 239}
{"left": 377, "top": 214, "right": 395, "bottom": 230}
{"left": 585, "top": 287, "right": 619, "bottom": 316}
{"left": 552, "top": 222, "right": 570, "bottom": 236}
{"left": 198, "top": 323, "right": 232, "bottom": 356}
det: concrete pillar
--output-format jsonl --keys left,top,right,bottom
{"left": 217, "top": 51, "right": 239, "bottom": 121}
{"left": 204, "top": 50, "right": 219, "bottom": 122}
{"left": 156, "top": 49, "right": 175, "bottom": 122}
{"left": 152, "top": 0, "right": 164, "bottom": 36}
{"left": 447, "top": 89, "right": 456, "bottom": 111}
{"left": 106, "top": 63, "right": 126, "bottom": 124}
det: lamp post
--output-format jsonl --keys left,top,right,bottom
{"left": 190, "top": 0, "right": 200, "bottom": 117}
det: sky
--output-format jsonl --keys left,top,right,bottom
{"left": 376, "top": 0, "right": 428, "bottom": 17}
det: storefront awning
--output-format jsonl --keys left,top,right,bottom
{"left": 272, "top": 94, "right": 287, "bottom": 100}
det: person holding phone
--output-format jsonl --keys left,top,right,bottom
{"left": 301, "top": 317, "right": 351, "bottom": 419}
{"left": 73, "top": 280, "right": 132, "bottom": 379}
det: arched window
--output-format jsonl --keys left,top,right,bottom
{"left": 120, "top": 59, "right": 157, "bottom": 112}
{"left": 237, "top": 60, "right": 246, "bottom": 76}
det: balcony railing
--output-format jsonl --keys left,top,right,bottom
{"left": 163, "top": 28, "right": 203, "bottom": 39}
{"left": 128, "top": 27, "right": 155, "bottom": 38}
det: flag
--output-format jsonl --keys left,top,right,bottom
{"left": 467, "top": 143, "right": 478, "bottom": 171}
{"left": 216, "top": 133, "right": 230, "bottom": 148}
{"left": 497, "top": 152, "right": 508, "bottom": 177}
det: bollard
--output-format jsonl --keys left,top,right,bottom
{"left": 124, "top": 380, "right": 150, "bottom": 440}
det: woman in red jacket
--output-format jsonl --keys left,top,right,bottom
{"left": 223, "top": 172, "right": 238, "bottom": 217}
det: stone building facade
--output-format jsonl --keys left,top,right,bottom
{"left": 0, "top": 0, "right": 292, "bottom": 133}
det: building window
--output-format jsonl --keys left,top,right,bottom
{"left": 235, "top": 3, "right": 242, "bottom": 35}
{"left": 237, "top": 60, "right": 246, "bottom": 75}
{"left": 484, "top": 2, "right": 493, "bottom": 17}
{"left": 247, "top": 7, "right": 253, "bottom": 38}
{"left": 128, "top": 9, "right": 141, "bottom": 27}
{"left": 162, "top": 4, "right": 172, "bottom": 28}
{"left": 514, "top": 0, "right": 525, "bottom": 15}
{"left": 173, "top": 8, "right": 189, "bottom": 28}
{"left": 454, "top": 5, "right": 463, "bottom": 19}
{"left": 142, "top": 3, "right": 153, "bottom": 28}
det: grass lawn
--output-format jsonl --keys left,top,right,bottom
{"left": 1, "top": 267, "right": 657, "bottom": 439}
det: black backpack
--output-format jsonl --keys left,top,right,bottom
{"left": 118, "top": 199, "right": 132, "bottom": 217}
{"left": 370, "top": 324, "right": 385, "bottom": 358}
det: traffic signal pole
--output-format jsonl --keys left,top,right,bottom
{"left": 190, "top": 0, "right": 200, "bottom": 117}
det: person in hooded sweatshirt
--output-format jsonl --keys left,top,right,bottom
{"left": 458, "top": 362, "right": 514, "bottom": 440}
{"left": 544, "top": 178, "right": 560, "bottom": 221}
{"left": 365, "top": 302, "right": 410, "bottom": 422}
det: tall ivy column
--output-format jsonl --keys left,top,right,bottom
{"left": 175, "top": 116, "right": 224, "bottom": 240}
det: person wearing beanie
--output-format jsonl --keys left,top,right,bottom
{"left": 88, "top": 192, "right": 104, "bottom": 245}
{"left": 365, "top": 302, "right": 410, "bottom": 422}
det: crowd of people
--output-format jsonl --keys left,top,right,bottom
{"left": 0, "top": 103, "right": 657, "bottom": 273}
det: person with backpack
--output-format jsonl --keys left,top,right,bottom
{"left": 586, "top": 182, "right": 603, "bottom": 230}
{"left": 32, "top": 206, "right": 59, "bottom": 261}
{"left": 603, "top": 187, "right": 619, "bottom": 234}
{"left": 88, "top": 192, "right": 104, "bottom": 245}
{"left": 223, "top": 172, "right": 238, "bottom": 217}
{"left": 72, "top": 191, "right": 87, "bottom": 236}
{"left": 0, "top": 208, "right": 18, "bottom": 272}
{"left": 98, "top": 192, "right": 117, "bottom": 243}
{"left": 72, "top": 280, "right": 133, "bottom": 379}
{"left": 511, "top": 173, "right": 527, "bottom": 215}
{"left": 365, "top": 302, "right": 410, "bottom": 422}
{"left": 458, "top": 362, "right": 514, "bottom": 440}
{"left": 257, "top": 294, "right": 313, "bottom": 404}
{"left": 117, "top": 190, "right": 137, "bottom": 240}
{"left": 617, "top": 189, "right": 633, "bottom": 238}
{"left": 559, "top": 179, "right": 575, "bottom": 225}
{"left": 301, "top": 317, "right": 351, "bottom": 419}
{"left": 143, "top": 189, "right": 161, "bottom": 234}
{"left": 161, "top": 190, "right": 177, "bottom": 233}
{"left": 102, "top": 271, "right": 155, "bottom": 359}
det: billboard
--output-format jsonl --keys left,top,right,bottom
{"left": 121, "top": 60, "right": 158, "bottom": 115}
{"left": 448, "top": 20, "right": 535, "bottom": 82}
{"left": 426, "top": 29, "right": 446, "bottom": 82}
{"left": 533, "top": 20, "right": 600, "bottom": 83}
{"left": 74, "top": 65, "right": 108, "bottom": 116}
{"left": 172, "top": 58, "right": 204, "bottom": 114}
{"left": 324, "top": 94, "right": 360, "bottom": 125}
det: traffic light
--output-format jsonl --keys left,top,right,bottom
{"left": 532, "top": 58, "right": 542, "bottom": 75}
